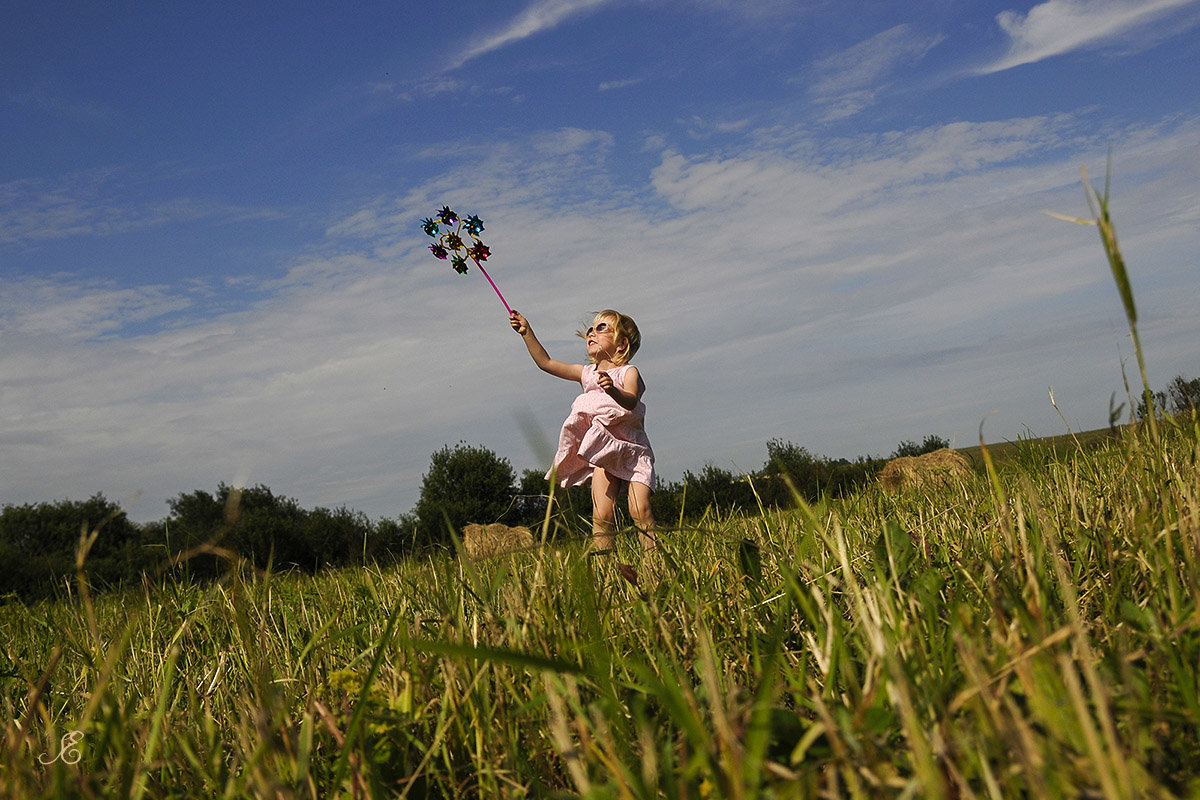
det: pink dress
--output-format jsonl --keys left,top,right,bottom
{"left": 548, "top": 364, "right": 656, "bottom": 490}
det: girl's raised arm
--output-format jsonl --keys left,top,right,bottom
{"left": 510, "top": 311, "right": 583, "bottom": 382}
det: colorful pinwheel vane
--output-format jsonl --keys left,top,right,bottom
{"left": 421, "top": 206, "right": 510, "bottom": 314}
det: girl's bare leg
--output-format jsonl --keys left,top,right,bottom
{"left": 627, "top": 480, "right": 656, "bottom": 550}
{"left": 591, "top": 467, "right": 619, "bottom": 551}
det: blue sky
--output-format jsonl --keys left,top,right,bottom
{"left": 3, "top": 0, "right": 1199, "bottom": 523}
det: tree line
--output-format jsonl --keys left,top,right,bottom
{"left": 0, "top": 486, "right": 409, "bottom": 603}
{"left": 1135, "top": 374, "right": 1200, "bottom": 421}
{"left": 5, "top": 370, "right": 1194, "bottom": 604}
{"left": 0, "top": 434, "right": 946, "bottom": 604}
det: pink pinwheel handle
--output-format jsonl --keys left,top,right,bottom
{"left": 474, "top": 259, "right": 511, "bottom": 314}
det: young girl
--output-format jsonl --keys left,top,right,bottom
{"left": 510, "top": 308, "right": 656, "bottom": 553}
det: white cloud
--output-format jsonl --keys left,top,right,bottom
{"left": 0, "top": 169, "right": 281, "bottom": 245}
{"left": 530, "top": 127, "right": 615, "bottom": 156}
{"left": 980, "top": 0, "right": 1200, "bottom": 73}
{"left": 0, "top": 276, "right": 191, "bottom": 341}
{"left": 812, "top": 24, "right": 945, "bottom": 96}
{"left": 3, "top": 112, "right": 1197, "bottom": 523}
{"left": 395, "top": 75, "right": 466, "bottom": 101}
{"left": 598, "top": 77, "right": 643, "bottom": 91}
{"left": 805, "top": 24, "right": 945, "bottom": 120}
{"left": 450, "top": 0, "right": 615, "bottom": 70}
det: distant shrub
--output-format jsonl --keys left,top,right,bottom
{"left": 0, "top": 494, "right": 147, "bottom": 602}
{"left": 679, "top": 464, "right": 758, "bottom": 517}
{"left": 891, "top": 434, "right": 950, "bottom": 459}
{"left": 413, "top": 443, "right": 516, "bottom": 549}
{"left": 159, "top": 483, "right": 388, "bottom": 578}
{"left": 1167, "top": 374, "right": 1200, "bottom": 414}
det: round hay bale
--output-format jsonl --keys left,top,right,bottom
{"left": 878, "top": 448, "right": 972, "bottom": 492}
{"left": 462, "top": 523, "right": 534, "bottom": 559}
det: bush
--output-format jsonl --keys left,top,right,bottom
{"left": 677, "top": 465, "right": 758, "bottom": 517}
{"left": 1136, "top": 390, "right": 1169, "bottom": 421}
{"left": 413, "top": 443, "right": 516, "bottom": 548}
{"left": 160, "top": 483, "right": 385, "bottom": 578}
{"left": 0, "top": 494, "right": 147, "bottom": 602}
{"left": 891, "top": 434, "right": 950, "bottom": 459}
{"left": 760, "top": 439, "right": 829, "bottom": 507}
{"left": 1167, "top": 374, "right": 1200, "bottom": 414}
{"left": 826, "top": 456, "right": 887, "bottom": 497}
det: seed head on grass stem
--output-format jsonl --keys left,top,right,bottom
{"left": 1047, "top": 153, "right": 1158, "bottom": 443}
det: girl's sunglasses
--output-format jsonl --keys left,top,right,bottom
{"left": 586, "top": 322, "right": 613, "bottom": 336}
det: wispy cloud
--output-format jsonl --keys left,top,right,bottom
{"left": 449, "top": 0, "right": 615, "bottom": 70}
{"left": 3, "top": 82, "right": 118, "bottom": 125}
{"left": 598, "top": 77, "right": 642, "bottom": 91}
{"left": 0, "top": 169, "right": 283, "bottom": 245}
{"left": 979, "top": 0, "right": 1200, "bottom": 74}
{"left": 5, "top": 1, "right": 1199, "bottom": 528}
{"left": 0, "top": 275, "right": 190, "bottom": 341}
{"left": 7, "top": 111, "right": 1196, "bottom": 521}
{"left": 806, "top": 24, "right": 945, "bottom": 121}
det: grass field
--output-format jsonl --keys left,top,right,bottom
{"left": 4, "top": 173, "right": 1197, "bottom": 798}
{"left": 955, "top": 425, "right": 1119, "bottom": 472}
{"left": 2, "top": 409, "right": 1198, "bottom": 798}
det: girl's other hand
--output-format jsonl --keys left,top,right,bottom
{"left": 596, "top": 370, "right": 612, "bottom": 391}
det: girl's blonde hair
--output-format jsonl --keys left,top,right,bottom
{"left": 577, "top": 309, "right": 641, "bottom": 366}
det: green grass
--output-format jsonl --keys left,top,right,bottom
{"left": 956, "top": 425, "right": 1119, "bottom": 471}
{"left": 3, "top": 413, "right": 1199, "bottom": 798}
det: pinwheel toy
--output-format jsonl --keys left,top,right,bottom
{"left": 421, "top": 206, "right": 511, "bottom": 314}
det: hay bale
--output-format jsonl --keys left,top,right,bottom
{"left": 878, "top": 448, "right": 972, "bottom": 492}
{"left": 461, "top": 523, "right": 534, "bottom": 559}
